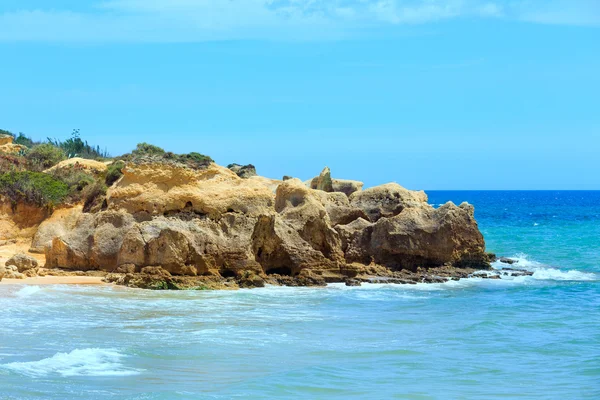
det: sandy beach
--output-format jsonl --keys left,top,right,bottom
{"left": 0, "top": 276, "right": 106, "bottom": 285}
{"left": 1, "top": 240, "right": 106, "bottom": 285}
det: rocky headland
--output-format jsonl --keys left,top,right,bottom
{"left": 0, "top": 133, "right": 518, "bottom": 290}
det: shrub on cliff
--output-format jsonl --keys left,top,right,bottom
{"left": 121, "top": 143, "right": 213, "bottom": 170}
{"left": 82, "top": 181, "right": 108, "bottom": 213}
{"left": 49, "top": 166, "right": 97, "bottom": 204}
{"left": 47, "top": 129, "right": 110, "bottom": 160}
{"left": 26, "top": 144, "right": 66, "bottom": 171}
{"left": 105, "top": 160, "right": 125, "bottom": 186}
{"left": 132, "top": 143, "right": 166, "bottom": 157}
{"left": 13, "top": 133, "right": 37, "bottom": 148}
{"left": 0, "top": 154, "right": 29, "bottom": 172}
{"left": 0, "top": 171, "right": 69, "bottom": 209}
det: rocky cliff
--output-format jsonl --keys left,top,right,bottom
{"left": 22, "top": 160, "right": 490, "bottom": 288}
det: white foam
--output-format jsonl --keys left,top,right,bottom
{"left": 492, "top": 253, "right": 598, "bottom": 282}
{"left": 15, "top": 286, "right": 42, "bottom": 297}
{"left": 530, "top": 268, "right": 597, "bottom": 281}
{"left": 0, "top": 348, "right": 141, "bottom": 377}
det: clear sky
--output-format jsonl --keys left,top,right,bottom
{"left": 1, "top": 1, "right": 599, "bottom": 190}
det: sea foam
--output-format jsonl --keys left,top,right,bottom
{"left": 15, "top": 286, "right": 42, "bottom": 297}
{"left": 492, "top": 253, "right": 598, "bottom": 282}
{"left": 0, "top": 348, "right": 141, "bottom": 377}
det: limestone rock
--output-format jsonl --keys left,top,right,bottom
{"left": 40, "top": 161, "right": 490, "bottom": 287}
{"left": 30, "top": 206, "right": 84, "bottom": 253}
{"left": 44, "top": 158, "right": 108, "bottom": 175}
{"left": 349, "top": 183, "right": 428, "bottom": 222}
{"left": 0, "top": 134, "right": 12, "bottom": 146}
{"left": 3, "top": 265, "right": 24, "bottom": 279}
{"left": 1, "top": 201, "right": 49, "bottom": 241}
{"left": 310, "top": 167, "right": 333, "bottom": 192}
{"left": 228, "top": 163, "right": 257, "bottom": 179}
{"left": 6, "top": 253, "right": 39, "bottom": 272}
{"left": 107, "top": 163, "right": 274, "bottom": 218}
{"left": 0, "top": 264, "right": 5, "bottom": 281}
{"left": 366, "top": 202, "right": 486, "bottom": 270}
{"left": 332, "top": 179, "right": 364, "bottom": 196}
{"left": 0, "top": 135, "right": 27, "bottom": 155}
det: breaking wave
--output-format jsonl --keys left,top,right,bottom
{"left": 15, "top": 286, "right": 42, "bottom": 297}
{"left": 0, "top": 348, "right": 141, "bottom": 377}
{"left": 492, "top": 253, "right": 598, "bottom": 282}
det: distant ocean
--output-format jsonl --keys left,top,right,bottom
{"left": 1, "top": 191, "right": 599, "bottom": 399}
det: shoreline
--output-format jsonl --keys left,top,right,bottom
{"left": 0, "top": 276, "right": 107, "bottom": 285}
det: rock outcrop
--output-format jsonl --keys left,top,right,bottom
{"left": 332, "top": 179, "right": 363, "bottom": 196}
{"left": 6, "top": 253, "right": 39, "bottom": 272}
{"left": 40, "top": 160, "right": 489, "bottom": 288}
{"left": 44, "top": 158, "right": 108, "bottom": 175}
{"left": 307, "top": 167, "right": 364, "bottom": 197}
{"left": 310, "top": 167, "right": 333, "bottom": 192}
{"left": 0, "top": 135, "right": 27, "bottom": 155}
{"left": 228, "top": 163, "right": 257, "bottom": 179}
{"left": 349, "top": 183, "right": 427, "bottom": 222}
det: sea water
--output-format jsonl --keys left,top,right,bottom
{"left": 1, "top": 191, "right": 599, "bottom": 399}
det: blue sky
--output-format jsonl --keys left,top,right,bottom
{"left": 1, "top": 0, "right": 599, "bottom": 189}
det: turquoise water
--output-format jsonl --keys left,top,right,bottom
{"left": 1, "top": 191, "right": 599, "bottom": 399}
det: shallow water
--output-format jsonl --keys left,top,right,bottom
{"left": 1, "top": 191, "right": 599, "bottom": 399}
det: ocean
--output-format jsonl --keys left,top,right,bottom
{"left": 1, "top": 191, "right": 599, "bottom": 399}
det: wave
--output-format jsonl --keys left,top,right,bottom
{"left": 492, "top": 253, "right": 598, "bottom": 282}
{"left": 0, "top": 348, "right": 141, "bottom": 377}
{"left": 15, "top": 286, "right": 42, "bottom": 297}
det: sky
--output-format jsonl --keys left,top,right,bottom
{"left": 1, "top": 0, "right": 599, "bottom": 190}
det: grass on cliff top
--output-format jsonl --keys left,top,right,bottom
{"left": 0, "top": 129, "right": 110, "bottom": 172}
{"left": 0, "top": 171, "right": 69, "bottom": 209}
{"left": 119, "top": 142, "right": 213, "bottom": 170}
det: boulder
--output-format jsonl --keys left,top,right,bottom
{"left": 2, "top": 265, "right": 24, "bottom": 279}
{"left": 5, "top": 253, "right": 39, "bottom": 272}
{"left": 366, "top": 202, "right": 487, "bottom": 270}
{"left": 228, "top": 163, "right": 257, "bottom": 179}
{"left": 0, "top": 264, "right": 5, "bottom": 281}
{"left": 349, "top": 183, "right": 428, "bottom": 222}
{"left": 30, "top": 206, "right": 84, "bottom": 253}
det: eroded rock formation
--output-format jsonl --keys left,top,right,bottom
{"left": 37, "top": 161, "right": 489, "bottom": 289}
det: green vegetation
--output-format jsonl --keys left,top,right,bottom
{"left": 0, "top": 154, "right": 29, "bottom": 172}
{"left": 0, "top": 128, "right": 215, "bottom": 212}
{"left": 121, "top": 142, "right": 213, "bottom": 169}
{"left": 131, "top": 142, "right": 166, "bottom": 157}
{"left": 82, "top": 181, "right": 108, "bottom": 213}
{"left": 105, "top": 160, "right": 125, "bottom": 186}
{"left": 26, "top": 143, "right": 66, "bottom": 171}
{"left": 0, "top": 171, "right": 69, "bottom": 209}
{"left": 48, "top": 129, "right": 109, "bottom": 160}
